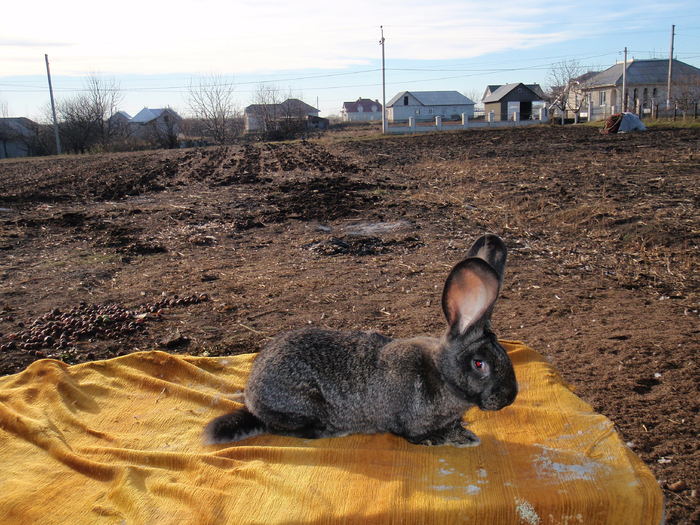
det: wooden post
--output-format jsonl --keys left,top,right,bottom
{"left": 666, "top": 25, "right": 675, "bottom": 110}
{"left": 380, "top": 26, "right": 387, "bottom": 134}
{"left": 622, "top": 47, "right": 628, "bottom": 112}
{"left": 44, "top": 54, "right": 61, "bottom": 155}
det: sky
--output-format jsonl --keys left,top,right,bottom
{"left": 1, "top": 0, "right": 699, "bottom": 120}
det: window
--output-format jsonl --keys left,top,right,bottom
{"left": 403, "top": 96, "right": 409, "bottom": 105}
{"left": 599, "top": 91, "right": 606, "bottom": 105}
{"left": 653, "top": 88, "right": 657, "bottom": 99}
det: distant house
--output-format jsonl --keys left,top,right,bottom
{"left": 555, "top": 71, "right": 601, "bottom": 121}
{"left": 340, "top": 98, "right": 382, "bottom": 122}
{"left": 576, "top": 59, "right": 700, "bottom": 121}
{"left": 306, "top": 115, "right": 330, "bottom": 130}
{"left": 244, "top": 98, "right": 320, "bottom": 132}
{"left": 482, "top": 84, "right": 545, "bottom": 101}
{"left": 128, "top": 108, "right": 182, "bottom": 143}
{"left": 107, "top": 111, "right": 132, "bottom": 137}
{"left": 0, "top": 117, "right": 39, "bottom": 159}
{"left": 481, "top": 83, "right": 545, "bottom": 121}
{"left": 386, "top": 91, "right": 474, "bottom": 122}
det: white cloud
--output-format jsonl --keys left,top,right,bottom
{"left": 0, "top": 0, "right": 691, "bottom": 76}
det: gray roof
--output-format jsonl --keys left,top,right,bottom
{"left": 386, "top": 90, "right": 474, "bottom": 107}
{"left": 482, "top": 85, "right": 502, "bottom": 100}
{"left": 526, "top": 84, "right": 546, "bottom": 98}
{"left": 108, "top": 111, "right": 132, "bottom": 122}
{"left": 0, "top": 117, "right": 38, "bottom": 137}
{"left": 586, "top": 59, "right": 700, "bottom": 87}
{"left": 130, "top": 107, "right": 181, "bottom": 124}
{"left": 245, "top": 98, "right": 318, "bottom": 115}
{"left": 482, "top": 83, "right": 544, "bottom": 103}
{"left": 482, "top": 83, "right": 544, "bottom": 101}
{"left": 573, "top": 71, "right": 600, "bottom": 84}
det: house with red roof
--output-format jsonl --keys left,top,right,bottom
{"left": 340, "top": 98, "right": 383, "bottom": 122}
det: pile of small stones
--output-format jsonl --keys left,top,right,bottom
{"left": 0, "top": 293, "right": 209, "bottom": 352}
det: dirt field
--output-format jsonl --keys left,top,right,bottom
{"left": 1, "top": 125, "right": 698, "bottom": 523}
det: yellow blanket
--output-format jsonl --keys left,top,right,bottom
{"left": 0, "top": 341, "right": 663, "bottom": 524}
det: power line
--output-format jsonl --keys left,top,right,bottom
{"left": 2, "top": 48, "right": 697, "bottom": 93}
{"left": 1, "top": 48, "right": 698, "bottom": 99}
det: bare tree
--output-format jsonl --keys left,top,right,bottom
{"left": 546, "top": 60, "right": 584, "bottom": 124}
{"left": 278, "top": 88, "right": 310, "bottom": 137}
{"left": 86, "top": 75, "right": 123, "bottom": 144}
{"left": 463, "top": 88, "right": 482, "bottom": 106}
{"left": 56, "top": 97, "right": 99, "bottom": 153}
{"left": 249, "top": 83, "right": 283, "bottom": 135}
{"left": 188, "top": 74, "right": 241, "bottom": 144}
{"left": 56, "top": 74, "right": 123, "bottom": 153}
{"left": 672, "top": 74, "right": 700, "bottom": 117}
{"left": 0, "top": 99, "right": 8, "bottom": 118}
{"left": 463, "top": 88, "right": 484, "bottom": 118}
{"left": 247, "top": 84, "right": 314, "bottom": 140}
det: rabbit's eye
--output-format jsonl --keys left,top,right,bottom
{"left": 471, "top": 359, "right": 489, "bottom": 374}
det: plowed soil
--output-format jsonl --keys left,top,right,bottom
{"left": 1, "top": 126, "right": 698, "bottom": 523}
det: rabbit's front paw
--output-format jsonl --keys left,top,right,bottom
{"left": 406, "top": 422, "right": 481, "bottom": 447}
{"left": 445, "top": 426, "right": 481, "bottom": 447}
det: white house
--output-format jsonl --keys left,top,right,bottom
{"left": 575, "top": 59, "right": 700, "bottom": 121}
{"left": 127, "top": 107, "right": 182, "bottom": 144}
{"left": 386, "top": 91, "right": 475, "bottom": 122}
{"left": 340, "top": 98, "right": 382, "bottom": 122}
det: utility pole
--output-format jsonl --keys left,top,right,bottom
{"left": 622, "top": 47, "right": 628, "bottom": 112}
{"left": 44, "top": 54, "right": 61, "bottom": 155}
{"left": 666, "top": 24, "right": 675, "bottom": 110}
{"left": 380, "top": 26, "right": 387, "bottom": 134}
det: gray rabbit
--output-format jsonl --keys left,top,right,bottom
{"left": 205, "top": 234, "right": 517, "bottom": 447}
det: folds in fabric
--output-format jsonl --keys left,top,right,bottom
{"left": 0, "top": 342, "right": 663, "bottom": 524}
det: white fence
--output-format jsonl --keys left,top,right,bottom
{"left": 386, "top": 110, "right": 548, "bottom": 134}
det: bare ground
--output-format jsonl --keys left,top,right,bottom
{"left": 0, "top": 125, "right": 698, "bottom": 523}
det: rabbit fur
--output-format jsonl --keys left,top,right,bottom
{"left": 205, "top": 234, "right": 517, "bottom": 447}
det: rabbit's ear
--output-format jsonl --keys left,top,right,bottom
{"left": 441, "top": 258, "right": 500, "bottom": 336}
{"left": 466, "top": 234, "right": 507, "bottom": 283}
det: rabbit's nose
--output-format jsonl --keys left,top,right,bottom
{"left": 481, "top": 378, "right": 517, "bottom": 410}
